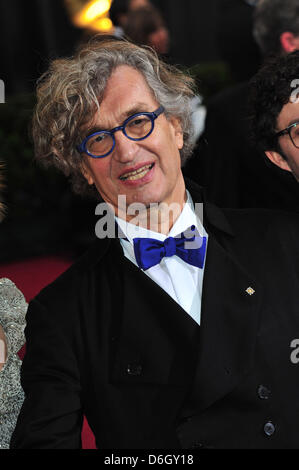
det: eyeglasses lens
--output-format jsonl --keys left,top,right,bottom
{"left": 86, "top": 113, "right": 154, "bottom": 156}
{"left": 87, "top": 133, "right": 114, "bottom": 156}
{"left": 125, "top": 114, "right": 153, "bottom": 139}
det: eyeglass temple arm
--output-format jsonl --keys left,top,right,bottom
{"left": 153, "top": 106, "right": 165, "bottom": 118}
{"left": 276, "top": 122, "right": 299, "bottom": 137}
{"left": 276, "top": 128, "right": 289, "bottom": 137}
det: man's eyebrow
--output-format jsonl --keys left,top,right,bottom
{"left": 85, "top": 125, "right": 106, "bottom": 136}
{"left": 119, "top": 104, "right": 152, "bottom": 121}
{"left": 85, "top": 103, "right": 154, "bottom": 136}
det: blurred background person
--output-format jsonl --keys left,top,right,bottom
{"left": 124, "top": 4, "right": 169, "bottom": 55}
{"left": 109, "top": 0, "right": 130, "bottom": 37}
{"left": 129, "top": 0, "right": 150, "bottom": 8}
{"left": 253, "top": 0, "right": 299, "bottom": 55}
{"left": 109, "top": 0, "right": 151, "bottom": 38}
{"left": 184, "top": 0, "right": 299, "bottom": 210}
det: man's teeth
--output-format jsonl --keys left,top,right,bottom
{"left": 120, "top": 163, "right": 153, "bottom": 181}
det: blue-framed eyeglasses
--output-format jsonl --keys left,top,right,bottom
{"left": 275, "top": 121, "right": 299, "bottom": 149}
{"left": 77, "top": 105, "right": 165, "bottom": 158}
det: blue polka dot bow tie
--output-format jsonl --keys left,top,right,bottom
{"left": 133, "top": 226, "right": 207, "bottom": 271}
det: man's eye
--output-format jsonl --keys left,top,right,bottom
{"left": 130, "top": 118, "right": 147, "bottom": 127}
{"left": 93, "top": 133, "right": 107, "bottom": 143}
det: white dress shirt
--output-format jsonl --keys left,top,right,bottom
{"left": 115, "top": 190, "right": 208, "bottom": 325}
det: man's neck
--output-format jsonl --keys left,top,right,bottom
{"left": 117, "top": 191, "right": 187, "bottom": 235}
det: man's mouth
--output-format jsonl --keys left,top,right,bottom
{"left": 119, "top": 163, "right": 155, "bottom": 181}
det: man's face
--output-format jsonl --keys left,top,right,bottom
{"left": 81, "top": 65, "right": 185, "bottom": 215}
{"left": 266, "top": 99, "right": 299, "bottom": 182}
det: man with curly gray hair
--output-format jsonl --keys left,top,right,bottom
{"left": 33, "top": 37, "right": 195, "bottom": 199}
{"left": 11, "top": 37, "right": 299, "bottom": 449}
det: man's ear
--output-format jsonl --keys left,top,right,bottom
{"left": 280, "top": 32, "right": 299, "bottom": 53}
{"left": 169, "top": 116, "right": 183, "bottom": 150}
{"left": 81, "top": 161, "right": 95, "bottom": 185}
{"left": 265, "top": 150, "right": 292, "bottom": 172}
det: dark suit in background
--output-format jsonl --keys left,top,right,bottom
{"left": 11, "top": 179, "right": 299, "bottom": 449}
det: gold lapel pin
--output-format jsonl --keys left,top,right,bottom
{"left": 246, "top": 287, "right": 255, "bottom": 296}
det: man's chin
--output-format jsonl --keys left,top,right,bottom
{"left": 125, "top": 187, "right": 164, "bottom": 207}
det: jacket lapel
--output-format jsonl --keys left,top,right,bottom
{"left": 183, "top": 180, "right": 262, "bottom": 415}
{"left": 186, "top": 235, "right": 262, "bottom": 414}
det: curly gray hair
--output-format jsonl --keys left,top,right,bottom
{"left": 253, "top": 0, "right": 299, "bottom": 57}
{"left": 33, "top": 37, "right": 196, "bottom": 197}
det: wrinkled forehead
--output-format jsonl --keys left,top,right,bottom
{"left": 87, "top": 65, "right": 159, "bottom": 129}
{"left": 101, "top": 64, "right": 156, "bottom": 102}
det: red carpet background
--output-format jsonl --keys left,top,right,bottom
{"left": 0, "top": 255, "right": 97, "bottom": 449}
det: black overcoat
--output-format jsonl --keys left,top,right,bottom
{"left": 11, "top": 180, "right": 299, "bottom": 449}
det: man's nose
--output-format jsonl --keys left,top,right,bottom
{"left": 112, "top": 130, "right": 139, "bottom": 163}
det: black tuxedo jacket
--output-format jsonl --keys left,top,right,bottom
{"left": 11, "top": 180, "right": 299, "bottom": 449}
